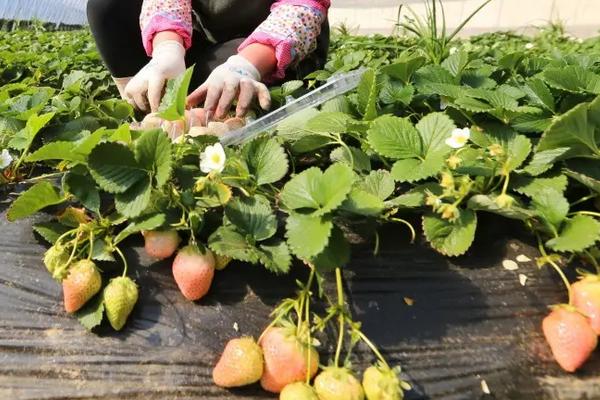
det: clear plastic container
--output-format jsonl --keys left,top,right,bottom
{"left": 219, "top": 68, "right": 366, "bottom": 146}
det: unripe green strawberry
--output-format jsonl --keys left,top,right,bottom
{"left": 363, "top": 363, "right": 406, "bottom": 400}
{"left": 62, "top": 260, "right": 102, "bottom": 313}
{"left": 143, "top": 230, "right": 181, "bottom": 260}
{"left": 259, "top": 326, "right": 319, "bottom": 393}
{"left": 43, "top": 244, "right": 70, "bottom": 281}
{"left": 542, "top": 304, "right": 597, "bottom": 372}
{"left": 213, "top": 337, "right": 264, "bottom": 387}
{"left": 314, "top": 367, "right": 365, "bottom": 400}
{"left": 280, "top": 382, "right": 319, "bottom": 400}
{"left": 214, "top": 253, "right": 232, "bottom": 270}
{"left": 103, "top": 276, "right": 139, "bottom": 331}
{"left": 172, "top": 244, "right": 215, "bottom": 301}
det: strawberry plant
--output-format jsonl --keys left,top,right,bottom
{"left": 2, "top": 4, "right": 600, "bottom": 396}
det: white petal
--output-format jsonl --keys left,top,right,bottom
{"left": 445, "top": 137, "right": 464, "bottom": 149}
{"left": 0, "top": 149, "right": 12, "bottom": 169}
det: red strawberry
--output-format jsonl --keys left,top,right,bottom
{"left": 224, "top": 117, "right": 245, "bottom": 131}
{"left": 103, "top": 276, "right": 139, "bottom": 331}
{"left": 314, "top": 367, "right": 364, "bottom": 400}
{"left": 573, "top": 275, "right": 600, "bottom": 335}
{"left": 140, "top": 113, "right": 163, "bottom": 130}
{"left": 186, "top": 108, "right": 207, "bottom": 128}
{"left": 62, "top": 260, "right": 102, "bottom": 313}
{"left": 259, "top": 326, "right": 319, "bottom": 393}
{"left": 212, "top": 337, "right": 264, "bottom": 387}
{"left": 542, "top": 305, "right": 597, "bottom": 372}
{"left": 172, "top": 244, "right": 215, "bottom": 301}
{"left": 143, "top": 230, "right": 181, "bottom": 260}
{"left": 280, "top": 382, "right": 319, "bottom": 400}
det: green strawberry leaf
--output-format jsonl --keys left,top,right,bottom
{"left": 158, "top": 66, "right": 194, "bottom": 121}
{"left": 357, "top": 68, "right": 379, "bottom": 121}
{"left": 390, "top": 151, "right": 446, "bottom": 183}
{"left": 310, "top": 226, "right": 351, "bottom": 272}
{"left": 88, "top": 142, "right": 146, "bottom": 194}
{"left": 467, "top": 195, "right": 536, "bottom": 221}
{"left": 306, "top": 111, "right": 352, "bottom": 133}
{"left": 208, "top": 225, "right": 260, "bottom": 263}
{"left": 358, "top": 169, "right": 395, "bottom": 201}
{"left": 280, "top": 163, "right": 355, "bottom": 216}
{"left": 258, "top": 240, "right": 291, "bottom": 274}
{"left": 25, "top": 141, "right": 77, "bottom": 162}
{"left": 385, "top": 183, "right": 443, "bottom": 209}
{"left": 564, "top": 159, "right": 600, "bottom": 194}
{"left": 541, "top": 66, "right": 600, "bottom": 94}
{"left": 379, "top": 80, "right": 414, "bottom": 106}
{"left": 135, "top": 129, "right": 172, "bottom": 188}
{"left": 523, "top": 78, "right": 555, "bottom": 113}
{"left": 63, "top": 171, "right": 101, "bottom": 214}
{"left": 285, "top": 213, "right": 333, "bottom": 259}
{"left": 422, "top": 210, "right": 478, "bottom": 257}
{"left": 531, "top": 188, "right": 569, "bottom": 230}
{"left": 367, "top": 115, "right": 422, "bottom": 159}
{"left": 8, "top": 111, "right": 55, "bottom": 151}
{"left": 442, "top": 50, "right": 470, "bottom": 77}
{"left": 341, "top": 189, "right": 385, "bottom": 217}
{"left": 512, "top": 174, "right": 568, "bottom": 198}
{"left": 522, "top": 148, "right": 571, "bottom": 176}
{"left": 536, "top": 101, "right": 599, "bottom": 157}
{"left": 381, "top": 55, "right": 426, "bottom": 83}
{"left": 504, "top": 134, "right": 532, "bottom": 172}
{"left": 7, "top": 181, "right": 66, "bottom": 221}
{"left": 330, "top": 146, "right": 371, "bottom": 173}
{"left": 75, "top": 294, "right": 104, "bottom": 331}
{"left": 114, "top": 175, "right": 152, "bottom": 218}
{"left": 546, "top": 215, "right": 600, "bottom": 252}
{"left": 242, "top": 137, "right": 288, "bottom": 185}
{"left": 114, "top": 212, "right": 167, "bottom": 245}
{"left": 416, "top": 112, "right": 456, "bottom": 156}
{"left": 225, "top": 195, "right": 277, "bottom": 241}
{"left": 33, "top": 221, "right": 71, "bottom": 244}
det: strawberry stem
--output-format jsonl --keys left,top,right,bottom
{"left": 87, "top": 230, "right": 94, "bottom": 261}
{"left": 334, "top": 267, "right": 345, "bottom": 368}
{"left": 353, "top": 328, "right": 390, "bottom": 369}
{"left": 304, "top": 267, "right": 315, "bottom": 384}
{"left": 537, "top": 234, "right": 572, "bottom": 305}
{"left": 389, "top": 217, "right": 416, "bottom": 243}
{"left": 570, "top": 211, "right": 600, "bottom": 219}
{"left": 583, "top": 249, "right": 600, "bottom": 275}
{"left": 64, "top": 228, "right": 81, "bottom": 268}
{"left": 114, "top": 246, "right": 129, "bottom": 277}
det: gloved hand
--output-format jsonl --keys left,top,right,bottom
{"left": 124, "top": 40, "right": 186, "bottom": 112}
{"left": 187, "top": 55, "right": 271, "bottom": 119}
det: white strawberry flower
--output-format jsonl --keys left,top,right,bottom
{"left": 445, "top": 127, "right": 471, "bottom": 149}
{"left": 200, "top": 143, "right": 226, "bottom": 174}
{"left": 0, "top": 149, "right": 13, "bottom": 169}
{"left": 525, "top": 42, "right": 535, "bottom": 50}
{"left": 449, "top": 47, "right": 458, "bottom": 55}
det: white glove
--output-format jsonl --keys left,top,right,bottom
{"left": 124, "top": 40, "right": 186, "bottom": 112}
{"left": 187, "top": 55, "right": 271, "bottom": 119}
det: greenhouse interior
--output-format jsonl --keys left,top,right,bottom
{"left": 1, "top": 0, "right": 600, "bottom": 399}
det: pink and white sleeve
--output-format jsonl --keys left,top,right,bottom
{"left": 139, "top": 0, "right": 193, "bottom": 56}
{"left": 238, "top": 1, "right": 330, "bottom": 82}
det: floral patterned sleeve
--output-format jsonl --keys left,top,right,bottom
{"left": 238, "top": 0, "right": 330, "bottom": 82}
{"left": 140, "top": 0, "right": 193, "bottom": 56}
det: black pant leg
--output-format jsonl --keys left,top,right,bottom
{"left": 87, "top": 0, "right": 149, "bottom": 77}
